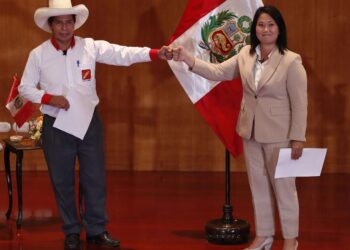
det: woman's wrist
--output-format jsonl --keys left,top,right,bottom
{"left": 186, "top": 55, "right": 195, "bottom": 70}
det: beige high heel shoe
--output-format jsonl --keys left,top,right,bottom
{"left": 244, "top": 237, "right": 273, "bottom": 250}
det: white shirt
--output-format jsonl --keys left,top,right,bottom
{"left": 253, "top": 45, "right": 272, "bottom": 90}
{"left": 19, "top": 36, "right": 152, "bottom": 117}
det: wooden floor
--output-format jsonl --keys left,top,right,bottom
{"left": 0, "top": 171, "right": 349, "bottom": 250}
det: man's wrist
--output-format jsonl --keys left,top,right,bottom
{"left": 149, "top": 49, "right": 159, "bottom": 61}
{"left": 41, "top": 93, "right": 53, "bottom": 104}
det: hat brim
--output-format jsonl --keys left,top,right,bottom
{"left": 34, "top": 4, "right": 89, "bottom": 33}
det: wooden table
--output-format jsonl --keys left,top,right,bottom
{"left": 2, "top": 138, "right": 41, "bottom": 229}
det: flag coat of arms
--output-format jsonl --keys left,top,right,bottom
{"left": 168, "top": 0, "right": 263, "bottom": 157}
{"left": 6, "top": 75, "right": 36, "bottom": 128}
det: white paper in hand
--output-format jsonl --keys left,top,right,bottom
{"left": 53, "top": 88, "right": 96, "bottom": 140}
{"left": 275, "top": 148, "right": 327, "bottom": 179}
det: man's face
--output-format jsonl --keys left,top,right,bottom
{"left": 49, "top": 15, "right": 75, "bottom": 45}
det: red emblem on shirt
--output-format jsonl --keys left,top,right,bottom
{"left": 82, "top": 69, "right": 91, "bottom": 81}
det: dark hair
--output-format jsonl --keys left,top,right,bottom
{"left": 48, "top": 14, "right": 76, "bottom": 25}
{"left": 249, "top": 5, "right": 287, "bottom": 55}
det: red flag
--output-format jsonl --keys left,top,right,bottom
{"left": 168, "top": 0, "right": 263, "bottom": 158}
{"left": 5, "top": 75, "right": 36, "bottom": 128}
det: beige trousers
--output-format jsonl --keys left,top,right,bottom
{"left": 243, "top": 138, "right": 299, "bottom": 239}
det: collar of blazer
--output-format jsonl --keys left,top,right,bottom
{"left": 246, "top": 46, "right": 284, "bottom": 93}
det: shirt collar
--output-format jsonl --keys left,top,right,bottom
{"left": 255, "top": 45, "right": 273, "bottom": 61}
{"left": 50, "top": 36, "right": 76, "bottom": 51}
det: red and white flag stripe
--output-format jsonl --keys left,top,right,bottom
{"left": 6, "top": 75, "right": 35, "bottom": 128}
{"left": 168, "top": 0, "right": 263, "bottom": 157}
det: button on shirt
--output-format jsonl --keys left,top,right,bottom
{"left": 253, "top": 45, "right": 272, "bottom": 91}
{"left": 19, "top": 36, "right": 154, "bottom": 118}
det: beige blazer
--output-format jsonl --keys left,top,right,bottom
{"left": 191, "top": 45, "right": 307, "bottom": 143}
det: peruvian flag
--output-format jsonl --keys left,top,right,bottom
{"left": 168, "top": 0, "right": 263, "bottom": 157}
{"left": 5, "top": 75, "right": 36, "bottom": 128}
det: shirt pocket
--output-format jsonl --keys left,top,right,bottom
{"left": 78, "top": 63, "right": 95, "bottom": 82}
{"left": 75, "top": 53, "right": 95, "bottom": 83}
{"left": 74, "top": 63, "right": 96, "bottom": 95}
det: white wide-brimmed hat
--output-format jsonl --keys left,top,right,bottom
{"left": 34, "top": 0, "right": 89, "bottom": 33}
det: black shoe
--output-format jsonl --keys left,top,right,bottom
{"left": 87, "top": 231, "right": 120, "bottom": 248}
{"left": 64, "top": 233, "right": 80, "bottom": 250}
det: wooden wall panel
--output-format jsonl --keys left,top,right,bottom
{"left": 265, "top": 0, "right": 350, "bottom": 173}
{"left": 0, "top": 0, "right": 349, "bottom": 172}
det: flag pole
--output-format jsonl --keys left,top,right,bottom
{"left": 14, "top": 74, "right": 18, "bottom": 136}
{"left": 205, "top": 149, "right": 250, "bottom": 244}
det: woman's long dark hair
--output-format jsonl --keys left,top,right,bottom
{"left": 249, "top": 5, "right": 287, "bottom": 55}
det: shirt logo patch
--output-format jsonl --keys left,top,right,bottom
{"left": 82, "top": 69, "right": 91, "bottom": 81}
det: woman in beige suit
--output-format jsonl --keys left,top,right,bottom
{"left": 171, "top": 5, "right": 307, "bottom": 250}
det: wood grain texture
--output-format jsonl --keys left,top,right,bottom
{"left": 0, "top": 171, "right": 349, "bottom": 249}
{"left": 0, "top": 0, "right": 348, "bottom": 172}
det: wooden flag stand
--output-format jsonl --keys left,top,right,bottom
{"left": 205, "top": 149, "right": 250, "bottom": 244}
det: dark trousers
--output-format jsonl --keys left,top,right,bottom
{"left": 42, "top": 111, "right": 108, "bottom": 236}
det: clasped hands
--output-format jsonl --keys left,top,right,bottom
{"left": 158, "top": 45, "right": 195, "bottom": 67}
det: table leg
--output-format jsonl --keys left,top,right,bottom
{"left": 16, "top": 150, "right": 23, "bottom": 229}
{"left": 4, "top": 146, "right": 13, "bottom": 219}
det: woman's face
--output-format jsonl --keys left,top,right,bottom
{"left": 255, "top": 13, "right": 279, "bottom": 46}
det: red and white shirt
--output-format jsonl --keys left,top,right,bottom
{"left": 19, "top": 36, "right": 158, "bottom": 117}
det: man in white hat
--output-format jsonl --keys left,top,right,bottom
{"left": 19, "top": 0, "right": 170, "bottom": 249}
